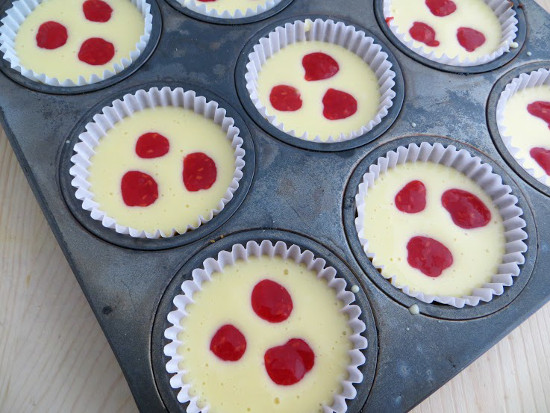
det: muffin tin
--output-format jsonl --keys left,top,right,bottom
{"left": 0, "top": 0, "right": 549, "bottom": 411}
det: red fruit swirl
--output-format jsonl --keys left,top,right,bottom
{"left": 36, "top": 21, "right": 68, "bottom": 50}
{"left": 441, "top": 189, "right": 491, "bottom": 229}
{"left": 322, "top": 88, "right": 357, "bottom": 120}
{"left": 425, "top": 0, "right": 457, "bottom": 17}
{"left": 395, "top": 180, "right": 427, "bottom": 214}
{"left": 78, "top": 37, "right": 115, "bottom": 65}
{"left": 83, "top": 0, "right": 113, "bottom": 23}
{"left": 407, "top": 236, "right": 453, "bottom": 277}
{"left": 120, "top": 171, "right": 158, "bottom": 207}
{"left": 135, "top": 132, "right": 170, "bottom": 159}
{"left": 530, "top": 147, "right": 550, "bottom": 175}
{"left": 183, "top": 152, "right": 217, "bottom": 192}
{"left": 264, "top": 338, "right": 315, "bottom": 385}
{"left": 270, "top": 85, "right": 303, "bottom": 112}
{"left": 302, "top": 52, "right": 340, "bottom": 81}
{"left": 210, "top": 324, "right": 247, "bottom": 362}
{"left": 456, "top": 27, "right": 486, "bottom": 52}
{"left": 409, "top": 22, "right": 440, "bottom": 47}
{"left": 527, "top": 101, "right": 550, "bottom": 130}
{"left": 251, "top": 279, "right": 293, "bottom": 323}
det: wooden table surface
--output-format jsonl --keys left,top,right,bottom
{"left": 1, "top": 3, "right": 550, "bottom": 411}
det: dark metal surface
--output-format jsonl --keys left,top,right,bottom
{"left": 0, "top": 0, "right": 549, "bottom": 412}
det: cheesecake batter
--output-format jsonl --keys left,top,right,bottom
{"left": 256, "top": 41, "right": 381, "bottom": 141}
{"left": 178, "top": 255, "right": 353, "bottom": 413}
{"left": 359, "top": 162, "right": 505, "bottom": 297}
{"left": 15, "top": 0, "right": 144, "bottom": 82}
{"left": 387, "top": 0, "right": 502, "bottom": 61}
{"left": 87, "top": 106, "right": 236, "bottom": 235}
{"left": 501, "top": 85, "right": 550, "bottom": 178}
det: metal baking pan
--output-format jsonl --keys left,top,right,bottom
{"left": 1, "top": 0, "right": 549, "bottom": 411}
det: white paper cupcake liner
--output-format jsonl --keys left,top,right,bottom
{"left": 69, "top": 86, "right": 246, "bottom": 239}
{"left": 177, "top": 0, "right": 283, "bottom": 19}
{"left": 383, "top": 0, "right": 518, "bottom": 67}
{"left": 244, "top": 18, "right": 397, "bottom": 143}
{"left": 164, "top": 240, "right": 369, "bottom": 412}
{"left": 354, "top": 142, "right": 528, "bottom": 308}
{"left": 0, "top": 0, "right": 153, "bottom": 87}
{"left": 496, "top": 68, "right": 550, "bottom": 187}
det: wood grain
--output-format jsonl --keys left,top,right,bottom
{"left": 1, "top": 2, "right": 550, "bottom": 411}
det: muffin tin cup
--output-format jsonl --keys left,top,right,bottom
{"left": 382, "top": 0, "right": 518, "bottom": 67}
{"left": 354, "top": 141, "right": 528, "bottom": 308}
{"left": 488, "top": 61, "right": 550, "bottom": 198}
{"left": 344, "top": 136, "right": 537, "bottom": 320}
{"left": 374, "top": 0, "right": 527, "bottom": 74}
{"left": 59, "top": 82, "right": 255, "bottom": 250}
{"left": 164, "top": 0, "right": 294, "bottom": 25}
{"left": 495, "top": 67, "right": 550, "bottom": 186}
{"left": 164, "top": 239, "right": 368, "bottom": 413}
{"left": 0, "top": 0, "right": 153, "bottom": 88}
{"left": 69, "top": 86, "right": 246, "bottom": 239}
{"left": 236, "top": 15, "right": 405, "bottom": 152}
{"left": 152, "top": 229, "right": 378, "bottom": 413}
{"left": 243, "top": 18, "right": 397, "bottom": 143}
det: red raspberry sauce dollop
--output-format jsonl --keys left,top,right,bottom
{"left": 322, "top": 88, "right": 357, "bottom": 120}
{"left": 527, "top": 101, "right": 550, "bottom": 130}
{"left": 135, "top": 132, "right": 170, "bottom": 159}
{"left": 121, "top": 171, "right": 158, "bottom": 207}
{"left": 36, "top": 21, "right": 68, "bottom": 50}
{"left": 270, "top": 85, "right": 302, "bottom": 111}
{"left": 78, "top": 37, "right": 115, "bottom": 65}
{"left": 251, "top": 279, "right": 293, "bottom": 323}
{"left": 457, "top": 27, "right": 486, "bottom": 52}
{"left": 425, "top": 0, "right": 457, "bottom": 17}
{"left": 302, "top": 52, "right": 340, "bottom": 81}
{"left": 395, "top": 180, "right": 427, "bottom": 214}
{"left": 409, "top": 22, "right": 440, "bottom": 47}
{"left": 530, "top": 147, "right": 550, "bottom": 175}
{"left": 83, "top": 0, "right": 113, "bottom": 23}
{"left": 264, "top": 338, "right": 315, "bottom": 385}
{"left": 441, "top": 189, "right": 491, "bottom": 229}
{"left": 407, "top": 236, "right": 453, "bottom": 277}
{"left": 210, "top": 324, "right": 247, "bottom": 362}
{"left": 183, "top": 152, "right": 217, "bottom": 192}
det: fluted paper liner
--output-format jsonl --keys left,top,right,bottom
{"left": 69, "top": 86, "right": 246, "bottom": 239}
{"left": 0, "top": 0, "right": 153, "bottom": 87}
{"left": 164, "top": 240, "right": 369, "bottom": 412}
{"left": 496, "top": 68, "right": 550, "bottom": 187}
{"left": 244, "top": 18, "right": 397, "bottom": 143}
{"left": 355, "top": 142, "right": 528, "bottom": 308}
{"left": 177, "top": 0, "right": 283, "bottom": 19}
{"left": 383, "top": 0, "right": 518, "bottom": 67}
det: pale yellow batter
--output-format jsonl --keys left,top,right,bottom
{"left": 501, "top": 85, "right": 550, "bottom": 178}
{"left": 15, "top": 0, "right": 144, "bottom": 82}
{"left": 87, "top": 107, "right": 236, "bottom": 234}
{"left": 388, "top": 0, "right": 502, "bottom": 60}
{"left": 256, "top": 41, "right": 381, "bottom": 141}
{"left": 360, "top": 162, "right": 505, "bottom": 297}
{"left": 186, "top": 0, "right": 271, "bottom": 14}
{"left": 178, "top": 256, "right": 353, "bottom": 413}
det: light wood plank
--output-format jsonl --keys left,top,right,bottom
{"left": 1, "top": 2, "right": 550, "bottom": 411}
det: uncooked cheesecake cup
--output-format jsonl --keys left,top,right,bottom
{"left": 496, "top": 67, "right": 550, "bottom": 187}
{"left": 382, "top": 0, "right": 518, "bottom": 67}
{"left": 244, "top": 18, "right": 397, "bottom": 143}
{"left": 164, "top": 239, "right": 368, "bottom": 412}
{"left": 69, "top": 86, "right": 245, "bottom": 239}
{"left": 175, "top": 0, "right": 284, "bottom": 20}
{"left": 354, "top": 142, "right": 528, "bottom": 308}
{"left": 0, "top": 0, "right": 153, "bottom": 87}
